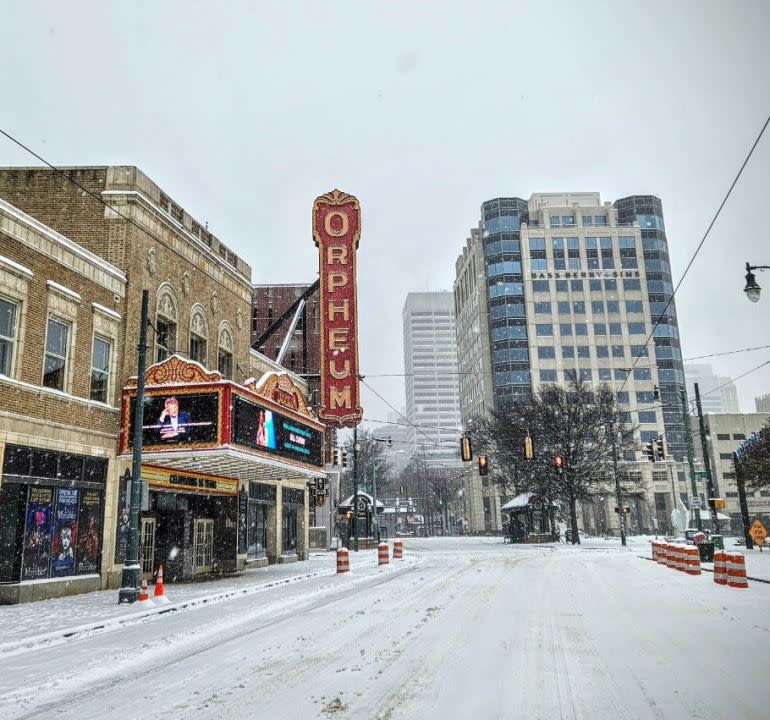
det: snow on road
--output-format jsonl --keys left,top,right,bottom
{"left": 1, "top": 537, "right": 768, "bottom": 720}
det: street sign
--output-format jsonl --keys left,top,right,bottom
{"left": 694, "top": 471, "right": 708, "bottom": 480}
{"left": 691, "top": 497, "right": 703, "bottom": 510}
{"left": 750, "top": 518, "right": 767, "bottom": 546}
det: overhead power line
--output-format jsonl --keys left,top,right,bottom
{"left": 618, "top": 112, "right": 770, "bottom": 396}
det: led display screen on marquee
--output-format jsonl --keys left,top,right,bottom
{"left": 312, "top": 190, "right": 363, "bottom": 427}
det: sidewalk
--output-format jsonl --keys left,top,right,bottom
{"left": 0, "top": 549, "right": 389, "bottom": 652}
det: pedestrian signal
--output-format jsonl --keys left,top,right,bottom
{"left": 478, "top": 455, "right": 489, "bottom": 476}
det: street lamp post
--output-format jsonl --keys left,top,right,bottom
{"left": 118, "top": 290, "right": 149, "bottom": 604}
{"left": 743, "top": 262, "right": 770, "bottom": 302}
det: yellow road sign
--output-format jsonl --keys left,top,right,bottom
{"left": 750, "top": 518, "right": 767, "bottom": 546}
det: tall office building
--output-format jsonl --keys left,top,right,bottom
{"left": 403, "top": 293, "right": 462, "bottom": 463}
{"left": 455, "top": 192, "right": 684, "bottom": 460}
{"left": 684, "top": 363, "right": 740, "bottom": 414}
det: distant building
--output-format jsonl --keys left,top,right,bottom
{"left": 684, "top": 363, "right": 740, "bottom": 414}
{"left": 251, "top": 284, "right": 320, "bottom": 376}
{"left": 690, "top": 413, "right": 770, "bottom": 530}
{"left": 402, "top": 292, "right": 462, "bottom": 463}
{"left": 755, "top": 393, "right": 770, "bottom": 413}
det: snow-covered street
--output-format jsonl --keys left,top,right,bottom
{"left": 1, "top": 536, "right": 769, "bottom": 720}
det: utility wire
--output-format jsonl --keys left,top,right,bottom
{"left": 617, "top": 112, "right": 770, "bottom": 397}
{"left": 682, "top": 344, "right": 770, "bottom": 362}
{"left": 360, "top": 378, "right": 442, "bottom": 452}
{"left": 0, "top": 128, "right": 245, "bottom": 305}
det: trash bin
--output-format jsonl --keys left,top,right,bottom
{"left": 696, "top": 541, "right": 714, "bottom": 562}
{"left": 710, "top": 534, "right": 724, "bottom": 550}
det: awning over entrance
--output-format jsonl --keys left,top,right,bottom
{"left": 141, "top": 446, "right": 325, "bottom": 484}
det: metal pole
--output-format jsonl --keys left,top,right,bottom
{"left": 353, "top": 426, "right": 359, "bottom": 551}
{"left": 694, "top": 383, "right": 721, "bottom": 533}
{"left": 119, "top": 290, "right": 149, "bottom": 603}
{"left": 681, "top": 388, "right": 703, "bottom": 531}
{"left": 733, "top": 454, "right": 754, "bottom": 549}
{"left": 301, "top": 303, "right": 308, "bottom": 375}
{"left": 610, "top": 426, "right": 627, "bottom": 546}
{"left": 371, "top": 457, "right": 379, "bottom": 543}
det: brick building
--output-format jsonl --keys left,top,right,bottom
{"left": 0, "top": 198, "right": 126, "bottom": 602}
{"left": 0, "top": 167, "right": 325, "bottom": 603}
{"left": 252, "top": 283, "right": 320, "bottom": 376}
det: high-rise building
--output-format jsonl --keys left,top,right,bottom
{"left": 755, "top": 393, "right": 770, "bottom": 413}
{"left": 402, "top": 292, "right": 462, "bottom": 463}
{"left": 455, "top": 192, "right": 683, "bottom": 458}
{"left": 454, "top": 192, "right": 688, "bottom": 534}
{"left": 251, "top": 284, "right": 320, "bottom": 375}
{"left": 684, "top": 363, "right": 740, "bottom": 414}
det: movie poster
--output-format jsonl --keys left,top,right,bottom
{"left": 21, "top": 486, "right": 54, "bottom": 581}
{"left": 50, "top": 487, "right": 79, "bottom": 578}
{"left": 77, "top": 489, "right": 102, "bottom": 575}
{"left": 114, "top": 473, "right": 130, "bottom": 564}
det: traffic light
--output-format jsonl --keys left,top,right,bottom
{"left": 478, "top": 455, "right": 489, "bottom": 476}
{"left": 460, "top": 435, "right": 473, "bottom": 462}
{"left": 644, "top": 440, "right": 656, "bottom": 462}
{"left": 656, "top": 435, "right": 666, "bottom": 461}
{"left": 615, "top": 506, "right": 631, "bottom": 514}
{"left": 524, "top": 433, "right": 534, "bottom": 460}
{"left": 341, "top": 450, "right": 348, "bottom": 467}
{"left": 708, "top": 497, "right": 726, "bottom": 510}
{"left": 553, "top": 456, "right": 563, "bottom": 473}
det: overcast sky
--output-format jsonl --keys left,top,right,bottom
{"left": 2, "top": 1, "right": 769, "bottom": 425}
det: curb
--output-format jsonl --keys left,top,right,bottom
{"left": 0, "top": 553, "right": 419, "bottom": 657}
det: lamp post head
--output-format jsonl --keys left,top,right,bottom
{"left": 744, "top": 263, "right": 761, "bottom": 303}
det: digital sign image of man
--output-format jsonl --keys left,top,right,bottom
{"left": 256, "top": 409, "right": 277, "bottom": 450}
{"left": 158, "top": 396, "right": 191, "bottom": 441}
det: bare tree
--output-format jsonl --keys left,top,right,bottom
{"left": 469, "top": 376, "right": 641, "bottom": 543}
{"left": 739, "top": 419, "right": 770, "bottom": 492}
{"left": 341, "top": 429, "right": 393, "bottom": 499}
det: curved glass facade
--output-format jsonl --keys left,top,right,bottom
{"left": 481, "top": 198, "right": 532, "bottom": 407}
{"left": 615, "top": 195, "right": 686, "bottom": 461}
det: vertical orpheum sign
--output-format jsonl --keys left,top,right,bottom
{"left": 313, "top": 189, "right": 363, "bottom": 427}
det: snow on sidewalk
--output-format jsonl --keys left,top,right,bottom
{"left": 0, "top": 548, "right": 409, "bottom": 652}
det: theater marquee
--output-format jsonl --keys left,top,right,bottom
{"left": 313, "top": 189, "right": 363, "bottom": 428}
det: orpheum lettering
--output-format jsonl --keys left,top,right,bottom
{"left": 313, "top": 189, "right": 363, "bottom": 427}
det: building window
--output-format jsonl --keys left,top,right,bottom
{"left": 0, "top": 296, "right": 18, "bottom": 376}
{"left": 89, "top": 336, "right": 111, "bottom": 403}
{"left": 534, "top": 302, "right": 552, "bottom": 314}
{"left": 155, "top": 287, "right": 178, "bottom": 363}
{"left": 535, "top": 324, "right": 553, "bottom": 336}
{"left": 43, "top": 317, "right": 69, "bottom": 391}
{"left": 189, "top": 306, "right": 208, "bottom": 366}
{"left": 218, "top": 325, "right": 234, "bottom": 379}
{"left": 539, "top": 369, "right": 557, "bottom": 382}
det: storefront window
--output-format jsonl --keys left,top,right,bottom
{"left": 0, "top": 445, "right": 106, "bottom": 583}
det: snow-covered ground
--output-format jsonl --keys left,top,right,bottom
{"left": 1, "top": 536, "right": 768, "bottom": 719}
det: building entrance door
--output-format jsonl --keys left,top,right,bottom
{"left": 139, "top": 517, "right": 156, "bottom": 578}
{"left": 194, "top": 518, "right": 214, "bottom": 573}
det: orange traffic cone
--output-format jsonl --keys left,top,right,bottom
{"left": 137, "top": 578, "right": 153, "bottom": 605}
{"left": 153, "top": 564, "right": 170, "bottom": 603}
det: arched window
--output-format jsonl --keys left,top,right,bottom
{"left": 189, "top": 305, "right": 208, "bottom": 366}
{"left": 218, "top": 323, "right": 234, "bottom": 379}
{"left": 155, "top": 285, "right": 178, "bottom": 363}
